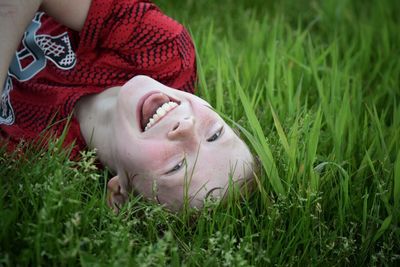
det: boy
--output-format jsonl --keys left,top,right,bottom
{"left": 0, "top": 0, "right": 254, "bottom": 211}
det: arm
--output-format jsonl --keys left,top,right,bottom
{"left": 0, "top": 0, "right": 92, "bottom": 96}
{"left": 41, "top": 0, "right": 92, "bottom": 32}
{"left": 0, "top": 0, "right": 41, "bottom": 97}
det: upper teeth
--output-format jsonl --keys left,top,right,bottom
{"left": 144, "top": 101, "right": 178, "bottom": 131}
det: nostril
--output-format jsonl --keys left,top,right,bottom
{"left": 172, "top": 122, "right": 180, "bottom": 131}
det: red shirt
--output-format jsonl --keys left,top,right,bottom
{"left": 0, "top": 0, "right": 197, "bottom": 158}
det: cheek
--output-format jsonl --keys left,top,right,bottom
{"left": 119, "top": 141, "right": 171, "bottom": 174}
{"left": 155, "top": 181, "right": 186, "bottom": 210}
{"left": 132, "top": 174, "right": 157, "bottom": 200}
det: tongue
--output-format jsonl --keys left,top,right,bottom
{"left": 141, "top": 93, "right": 170, "bottom": 129}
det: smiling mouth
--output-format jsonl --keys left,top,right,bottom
{"left": 140, "top": 92, "right": 180, "bottom": 131}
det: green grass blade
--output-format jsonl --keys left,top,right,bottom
{"left": 269, "top": 102, "right": 291, "bottom": 160}
{"left": 373, "top": 215, "right": 392, "bottom": 242}
{"left": 394, "top": 150, "right": 400, "bottom": 212}
{"left": 307, "top": 107, "right": 322, "bottom": 192}
{"left": 307, "top": 108, "right": 322, "bottom": 167}
{"left": 234, "top": 73, "right": 286, "bottom": 197}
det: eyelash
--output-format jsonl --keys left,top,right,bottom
{"left": 207, "top": 126, "right": 224, "bottom": 142}
{"left": 165, "top": 158, "right": 185, "bottom": 175}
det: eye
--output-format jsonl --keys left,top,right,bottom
{"left": 165, "top": 159, "right": 185, "bottom": 175}
{"left": 207, "top": 126, "right": 224, "bottom": 142}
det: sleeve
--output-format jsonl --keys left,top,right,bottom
{"left": 79, "top": 0, "right": 167, "bottom": 51}
{"left": 78, "top": 0, "right": 197, "bottom": 93}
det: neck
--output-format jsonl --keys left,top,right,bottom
{"left": 75, "top": 86, "right": 121, "bottom": 170}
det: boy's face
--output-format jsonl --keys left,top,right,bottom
{"left": 113, "top": 76, "right": 253, "bottom": 210}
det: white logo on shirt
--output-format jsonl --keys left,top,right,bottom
{"left": 0, "top": 12, "right": 76, "bottom": 125}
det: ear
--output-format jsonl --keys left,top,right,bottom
{"left": 107, "top": 175, "right": 127, "bottom": 213}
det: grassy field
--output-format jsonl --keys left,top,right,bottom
{"left": 1, "top": 0, "right": 400, "bottom": 265}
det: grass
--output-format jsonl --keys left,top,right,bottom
{"left": 1, "top": 0, "right": 400, "bottom": 265}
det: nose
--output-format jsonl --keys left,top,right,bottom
{"left": 167, "top": 116, "right": 197, "bottom": 142}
